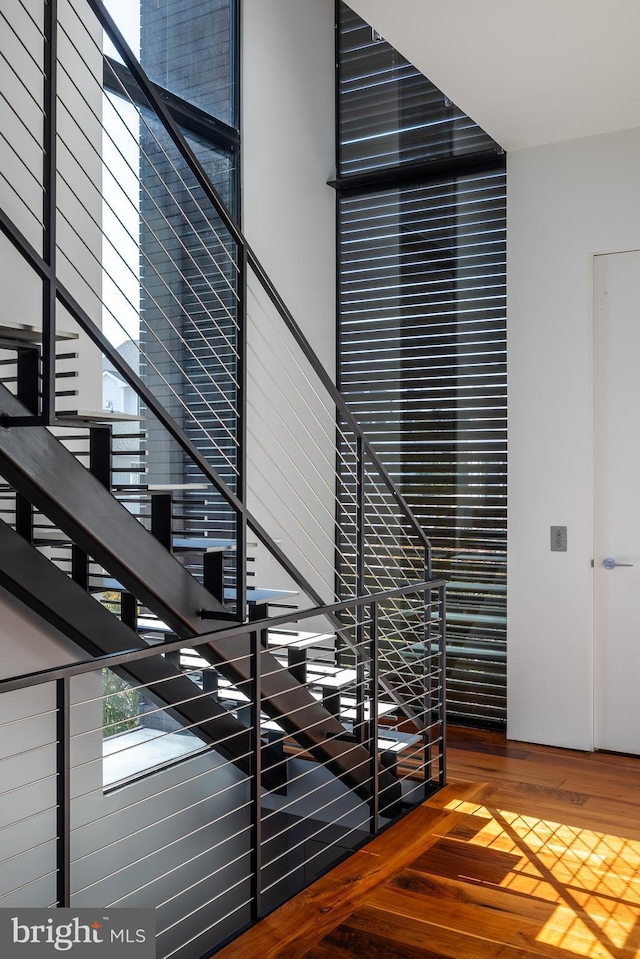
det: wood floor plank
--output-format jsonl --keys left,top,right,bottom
{"left": 561, "top": 773, "right": 640, "bottom": 803}
{"left": 446, "top": 755, "right": 569, "bottom": 789}
{"left": 366, "top": 882, "right": 581, "bottom": 958}
{"left": 390, "top": 867, "right": 640, "bottom": 947}
{"left": 418, "top": 851, "right": 640, "bottom": 911}
{"left": 306, "top": 924, "right": 448, "bottom": 959}
{"left": 434, "top": 828, "right": 640, "bottom": 901}
{"left": 222, "top": 728, "right": 640, "bottom": 959}
{"left": 307, "top": 904, "right": 563, "bottom": 959}
{"left": 485, "top": 782, "right": 640, "bottom": 841}
{"left": 447, "top": 727, "right": 532, "bottom": 760}
{"left": 214, "top": 781, "right": 486, "bottom": 959}
{"left": 411, "top": 835, "right": 524, "bottom": 885}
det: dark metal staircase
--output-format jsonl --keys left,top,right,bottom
{"left": 0, "top": 380, "right": 402, "bottom": 810}
{"left": 0, "top": 514, "right": 289, "bottom": 789}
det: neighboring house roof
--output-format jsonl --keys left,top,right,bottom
{"left": 102, "top": 339, "right": 140, "bottom": 382}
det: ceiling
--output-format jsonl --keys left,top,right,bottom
{"left": 347, "top": 0, "right": 640, "bottom": 152}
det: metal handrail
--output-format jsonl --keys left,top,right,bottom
{"left": 0, "top": 577, "right": 445, "bottom": 694}
{"left": 246, "top": 249, "right": 431, "bottom": 557}
{"left": 0, "top": 202, "right": 328, "bottom": 609}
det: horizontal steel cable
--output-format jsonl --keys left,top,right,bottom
{"left": 52, "top": 59, "right": 237, "bottom": 416}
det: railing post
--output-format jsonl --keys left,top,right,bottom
{"left": 355, "top": 441, "right": 366, "bottom": 733}
{"left": 368, "top": 601, "right": 379, "bottom": 834}
{"left": 89, "top": 426, "right": 112, "bottom": 490}
{"left": 424, "top": 542, "right": 432, "bottom": 583}
{"left": 422, "top": 583, "right": 434, "bottom": 799}
{"left": 237, "top": 243, "right": 248, "bottom": 620}
{"left": 16, "top": 347, "right": 40, "bottom": 416}
{"left": 356, "top": 437, "right": 365, "bottom": 598}
{"left": 42, "top": 0, "right": 58, "bottom": 423}
{"left": 352, "top": 436, "right": 365, "bottom": 679}
{"left": 354, "top": 619, "right": 366, "bottom": 742}
{"left": 438, "top": 583, "right": 447, "bottom": 786}
{"left": 151, "top": 491, "right": 173, "bottom": 550}
{"left": 250, "top": 626, "right": 262, "bottom": 920}
{"left": 56, "top": 677, "right": 71, "bottom": 907}
{"left": 73, "top": 426, "right": 112, "bottom": 592}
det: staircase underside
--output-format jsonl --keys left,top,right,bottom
{"left": 0, "top": 516, "right": 288, "bottom": 790}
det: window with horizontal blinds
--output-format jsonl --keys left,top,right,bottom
{"left": 338, "top": 4, "right": 498, "bottom": 175}
{"left": 336, "top": 2, "right": 507, "bottom": 727}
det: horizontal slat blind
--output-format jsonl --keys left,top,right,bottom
{"left": 338, "top": 4, "right": 498, "bottom": 176}
{"left": 337, "top": 2, "right": 507, "bottom": 727}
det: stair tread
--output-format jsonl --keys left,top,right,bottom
{"left": 214, "top": 680, "right": 396, "bottom": 717}
{"left": 340, "top": 696, "right": 396, "bottom": 719}
{"left": 56, "top": 409, "right": 144, "bottom": 424}
{"left": 148, "top": 483, "right": 209, "bottom": 491}
{"left": 181, "top": 651, "right": 358, "bottom": 692}
{"left": 262, "top": 718, "right": 418, "bottom": 752}
{"left": 224, "top": 586, "right": 298, "bottom": 603}
{"left": 268, "top": 629, "right": 334, "bottom": 648}
{"left": 269, "top": 656, "right": 358, "bottom": 687}
{"left": 317, "top": 669, "right": 357, "bottom": 688}
{"left": 93, "top": 578, "right": 297, "bottom": 605}
{"left": 0, "top": 322, "right": 78, "bottom": 343}
{"left": 173, "top": 536, "right": 235, "bottom": 551}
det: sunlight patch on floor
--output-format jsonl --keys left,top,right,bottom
{"left": 452, "top": 799, "right": 640, "bottom": 956}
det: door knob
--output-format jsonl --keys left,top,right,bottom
{"left": 602, "top": 557, "right": 634, "bottom": 570}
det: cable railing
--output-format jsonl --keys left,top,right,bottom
{"left": 0, "top": 0, "right": 434, "bottom": 620}
{"left": 0, "top": 2, "right": 45, "bottom": 250}
{"left": 0, "top": 581, "right": 445, "bottom": 957}
{"left": 0, "top": 0, "right": 441, "bottom": 646}
{"left": 54, "top": 0, "right": 241, "bottom": 486}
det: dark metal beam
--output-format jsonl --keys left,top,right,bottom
{"left": 329, "top": 150, "right": 506, "bottom": 197}
{"left": 0, "top": 517, "right": 285, "bottom": 790}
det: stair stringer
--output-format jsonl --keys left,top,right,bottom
{"left": 0, "top": 517, "right": 287, "bottom": 791}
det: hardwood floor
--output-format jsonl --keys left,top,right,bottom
{"left": 217, "top": 727, "right": 640, "bottom": 959}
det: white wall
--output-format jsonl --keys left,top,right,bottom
{"left": 242, "top": 0, "right": 335, "bottom": 371}
{"left": 507, "top": 125, "right": 640, "bottom": 749}
{"left": 242, "top": 0, "right": 337, "bottom": 602}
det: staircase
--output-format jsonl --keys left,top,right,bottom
{"left": 0, "top": 1, "right": 446, "bottom": 956}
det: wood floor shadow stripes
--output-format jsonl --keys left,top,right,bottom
{"left": 216, "top": 727, "right": 640, "bottom": 959}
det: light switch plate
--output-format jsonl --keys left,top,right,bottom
{"left": 551, "top": 526, "right": 567, "bottom": 552}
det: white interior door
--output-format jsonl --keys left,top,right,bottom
{"left": 594, "top": 249, "right": 640, "bottom": 754}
